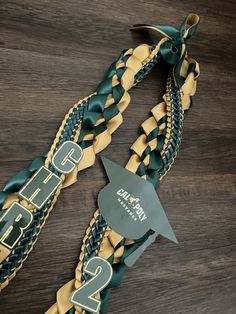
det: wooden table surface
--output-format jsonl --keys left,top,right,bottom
{"left": 0, "top": 1, "right": 235, "bottom": 313}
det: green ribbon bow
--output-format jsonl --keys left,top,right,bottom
{"left": 131, "top": 13, "right": 200, "bottom": 87}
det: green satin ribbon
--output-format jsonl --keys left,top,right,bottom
{"left": 131, "top": 13, "right": 200, "bottom": 87}
{"left": 82, "top": 60, "right": 126, "bottom": 131}
{"left": 0, "top": 155, "right": 46, "bottom": 208}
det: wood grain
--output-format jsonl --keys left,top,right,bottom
{"left": 0, "top": 1, "right": 235, "bottom": 313}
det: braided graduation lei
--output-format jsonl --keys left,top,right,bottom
{"left": 45, "top": 14, "right": 200, "bottom": 314}
{"left": 0, "top": 13, "right": 200, "bottom": 313}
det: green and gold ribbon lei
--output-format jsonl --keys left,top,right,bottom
{"left": 0, "top": 14, "right": 200, "bottom": 313}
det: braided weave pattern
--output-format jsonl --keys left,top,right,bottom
{"left": 0, "top": 42, "right": 164, "bottom": 290}
{"left": 160, "top": 76, "right": 184, "bottom": 178}
{"left": 79, "top": 210, "right": 107, "bottom": 284}
{"left": 45, "top": 42, "right": 164, "bottom": 168}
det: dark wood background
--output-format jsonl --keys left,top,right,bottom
{"left": 0, "top": 1, "right": 235, "bottom": 313}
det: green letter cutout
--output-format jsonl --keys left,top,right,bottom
{"left": 0, "top": 202, "right": 33, "bottom": 249}
{"left": 19, "top": 166, "right": 62, "bottom": 209}
{"left": 70, "top": 257, "right": 113, "bottom": 313}
{"left": 52, "top": 141, "right": 83, "bottom": 174}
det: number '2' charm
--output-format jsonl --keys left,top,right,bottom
{"left": 70, "top": 257, "right": 113, "bottom": 313}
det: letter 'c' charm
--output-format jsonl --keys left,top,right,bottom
{"left": 52, "top": 141, "right": 83, "bottom": 174}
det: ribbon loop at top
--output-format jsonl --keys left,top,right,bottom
{"left": 131, "top": 13, "right": 200, "bottom": 87}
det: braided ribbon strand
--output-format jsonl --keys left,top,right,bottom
{"left": 46, "top": 15, "right": 200, "bottom": 314}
